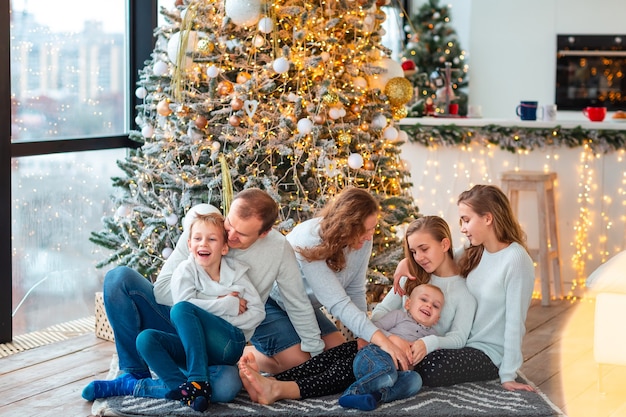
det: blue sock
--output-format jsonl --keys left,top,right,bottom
{"left": 338, "top": 393, "right": 379, "bottom": 411}
{"left": 81, "top": 373, "right": 138, "bottom": 401}
{"left": 165, "top": 380, "right": 211, "bottom": 411}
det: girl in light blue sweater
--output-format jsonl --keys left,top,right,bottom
{"left": 394, "top": 185, "right": 536, "bottom": 392}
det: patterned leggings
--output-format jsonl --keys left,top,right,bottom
{"left": 414, "top": 347, "right": 499, "bottom": 387}
{"left": 275, "top": 341, "right": 358, "bottom": 399}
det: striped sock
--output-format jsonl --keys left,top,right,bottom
{"left": 81, "top": 373, "right": 138, "bottom": 401}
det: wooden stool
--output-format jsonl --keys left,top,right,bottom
{"left": 500, "top": 171, "right": 563, "bottom": 306}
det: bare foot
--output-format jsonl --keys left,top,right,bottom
{"left": 239, "top": 351, "right": 260, "bottom": 373}
{"left": 239, "top": 363, "right": 281, "bottom": 405}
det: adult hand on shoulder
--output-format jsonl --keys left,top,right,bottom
{"left": 409, "top": 339, "right": 428, "bottom": 365}
{"left": 501, "top": 381, "right": 536, "bottom": 392}
{"left": 392, "top": 258, "right": 416, "bottom": 296}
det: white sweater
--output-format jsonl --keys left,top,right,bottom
{"left": 271, "top": 217, "right": 380, "bottom": 342}
{"left": 465, "top": 242, "right": 534, "bottom": 383}
{"left": 153, "top": 205, "right": 325, "bottom": 356}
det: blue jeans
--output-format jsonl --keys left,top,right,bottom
{"left": 133, "top": 365, "right": 242, "bottom": 402}
{"left": 250, "top": 297, "right": 339, "bottom": 356}
{"left": 136, "top": 302, "right": 245, "bottom": 387}
{"left": 103, "top": 266, "right": 174, "bottom": 377}
{"left": 343, "top": 344, "right": 422, "bottom": 404}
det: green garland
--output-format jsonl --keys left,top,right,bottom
{"left": 401, "top": 123, "right": 626, "bottom": 153}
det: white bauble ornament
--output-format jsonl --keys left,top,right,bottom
{"left": 328, "top": 107, "right": 343, "bottom": 120}
{"left": 297, "top": 118, "right": 313, "bottom": 135}
{"left": 206, "top": 65, "right": 220, "bottom": 78}
{"left": 165, "top": 213, "right": 179, "bottom": 226}
{"left": 353, "top": 76, "right": 367, "bottom": 89}
{"left": 253, "top": 35, "right": 265, "bottom": 47}
{"left": 135, "top": 86, "right": 147, "bottom": 99}
{"left": 225, "top": 0, "right": 261, "bottom": 27}
{"left": 320, "top": 51, "right": 330, "bottom": 62}
{"left": 383, "top": 126, "right": 399, "bottom": 140}
{"left": 162, "top": 247, "right": 174, "bottom": 260}
{"left": 153, "top": 60, "right": 169, "bottom": 76}
{"left": 273, "top": 57, "right": 290, "bottom": 74}
{"left": 287, "top": 92, "right": 299, "bottom": 102}
{"left": 115, "top": 204, "right": 132, "bottom": 217}
{"left": 258, "top": 17, "right": 274, "bottom": 34}
{"left": 348, "top": 153, "right": 364, "bottom": 169}
{"left": 167, "top": 31, "right": 201, "bottom": 67}
{"left": 398, "top": 130, "right": 409, "bottom": 142}
{"left": 211, "top": 141, "right": 221, "bottom": 152}
{"left": 371, "top": 114, "right": 388, "bottom": 129}
{"left": 141, "top": 125, "right": 154, "bottom": 138}
{"left": 367, "top": 58, "right": 404, "bottom": 91}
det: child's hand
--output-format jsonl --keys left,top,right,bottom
{"left": 410, "top": 339, "right": 427, "bottom": 365}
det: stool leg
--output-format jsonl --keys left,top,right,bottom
{"left": 546, "top": 185, "right": 563, "bottom": 299}
{"left": 537, "top": 181, "right": 551, "bottom": 306}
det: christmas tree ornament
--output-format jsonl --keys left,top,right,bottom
{"left": 328, "top": 107, "right": 343, "bottom": 120}
{"left": 194, "top": 115, "right": 208, "bottom": 129}
{"left": 337, "top": 131, "right": 352, "bottom": 145}
{"left": 363, "top": 160, "right": 375, "bottom": 170}
{"left": 229, "top": 115, "right": 241, "bottom": 126}
{"left": 313, "top": 114, "right": 326, "bottom": 124}
{"left": 244, "top": 100, "right": 259, "bottom": 118}
{"left": 162, "top": 247, "right": 174, "bottom": 260}
{"left": 383, "top": 126, "right": 399, "bottom": 140}
{"left": 272, "top": 57, "right": 290, "bottom": 74}
{"left": 371, "top": 114, "right": 387, "bottom": 129}
{"left": 253, "top": 35, "right": 265, "bottom": 48}
{"left": 297, "top": 118, "right": 313, "bottom": 134}
{"left": 141, "top": 125, "right": 154, "bottom": 138}
{"left": 392, "top": 106, "right": 408, "bottom": 120}
{"left": 401, "top": 60, "right": 417, "bottom": 76}
{"left": 348, "top": 153, "right": 364, "bottom": 169}
{"left": 322, "top": 93, "right": 340, "bottom": 105}
{"left": 165, "top": 213, "right": 179, "bottom": 226}
{"left": 225, "top": 0, "right": 261, "bottom": 27}
{"left": 167, "top": 30, "right": 202, "bottom": 68}
{"left": 196, "top": 38, "right": 214, "bottom": 55}
{"left": 135, "top": 86, "right": 147, "bottom": 99}
{"left": 384, "top": 77, "right": 414, "bottom": 106}
{"left": 153, "top": 60, "right": 169, "bottom": 76}
{"left": 157, "top": 99, "right": 172, "bottom": 116}
{"left": 353, "top": 76, "right": 368, "bottom": 90}
{"left": 258, "top": 17, "right": 274, "bottom": 34}
{"left": 211, "top": 141, "right": 221, "bottom": 152}
{"left": 115, "top": 204, "right": 132, "bottom": 218}
{"left": 231, "top": 97, "right": 244, "bottom": 110}
{"left": 206, "top": 65, "right": 220, "bottom": 78}
{"left": 217, "top": 80, "right": 234, "bottom": 95}
{"left": 236, "top": 72, "right": 252, "bottom": 84}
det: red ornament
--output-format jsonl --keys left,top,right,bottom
{"left": 401, "top": 60, "right": 417, "bottom": 75}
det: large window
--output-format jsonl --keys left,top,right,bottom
{"left": 8, "top": 0, "right": 130, "bottom": 338}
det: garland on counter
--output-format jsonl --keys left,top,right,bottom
{"left": 400, "top": 123, "right": 626, "bottom": 153}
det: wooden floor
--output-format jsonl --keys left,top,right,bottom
{"left": 1, "top": 298, "right": 626, "bottom": 417}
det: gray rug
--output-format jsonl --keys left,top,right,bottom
{"left": 91, "top": 373, "right": 565, "bottom": 417}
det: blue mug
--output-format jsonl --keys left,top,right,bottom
{"left": 516, "top": 101, "right": 540, "bottom": 121}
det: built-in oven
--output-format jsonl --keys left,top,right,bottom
{"left": 556, "top": 34, "right": 626, "bottom": 111}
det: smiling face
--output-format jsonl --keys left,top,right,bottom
{"left": 350, "top": 213, "right": 378, "bottom": 250}
{"left": 406, "top": 229, "right": 450, "bottom": 276}
{"left": 188, "top": 220, "right": 229, "bottom": 272}
{"left": 223, "top": 199, "right": 267, "bottom": 250}
{"left": 405, "top": 284, "right": 444, "bottom": 327}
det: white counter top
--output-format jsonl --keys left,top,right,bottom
{"left": 399, "top": 117, "right": 626, "bottom": 130}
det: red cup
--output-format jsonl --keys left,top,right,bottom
{"left": 448, "top": 103, "right": 459, "bottom": 115}
{"left": 583, "top": 106, "right": 607, "bottom": 122}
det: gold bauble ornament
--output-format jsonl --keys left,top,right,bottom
{"left": 337, "top": 131, "right": 352, "bottom": 146}
{"left": 313, "top": 114, "right": 326, "bottom": 124}
{"left": 322, "top": 93, "right": 340, "bottom": 106}
{"left": 392, "top": 106, "right": 409, "bottom": 120}
{"left": 384, "top": 77, "right": 413, "bottom": 106}
{"left": 236, "top": 72, "right": 252, "bottom": 84}
{"left": 363, "top": 160, "right": 375, "bottom": 170}
{"left": 197, "top": 39, "right": 214, "bottom": 55}
{"left": 217, "top": 80, "right": 234, "bottom": 96}
{"left": 229, "top": 115, "right": 241, "bottom": 126}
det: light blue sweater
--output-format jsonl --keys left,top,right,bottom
{"left": 465, "top": 242, "right": 534, "bottom": 383}
{"left": 271, "top": 217, "right": 380, "bottom": 342}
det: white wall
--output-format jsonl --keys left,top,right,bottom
{"left": 402, "top": 0, "right": 626, "bottom": 295}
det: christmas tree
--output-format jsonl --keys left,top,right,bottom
{"left": 402, "top": 0, "right": 468, "bottom": 117}
{"left": 90, "top": 0, "right": 419, "bottom": 287}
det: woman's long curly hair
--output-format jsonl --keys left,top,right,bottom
{"left": 403, "top": 216, "right": 455, "bottom": 296}
{"left": 457, "top": 184, "right": 528, "bottom": 277}
{"left": 298, "top": 187, "right": 379, "bottom": 272}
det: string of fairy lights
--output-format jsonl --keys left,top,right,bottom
{"left": 401, "top": 137, "right": 626, "bottom": 301}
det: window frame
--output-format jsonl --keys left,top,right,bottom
{"left": 0, "top": 0, "right": 157, "bottom": 342}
